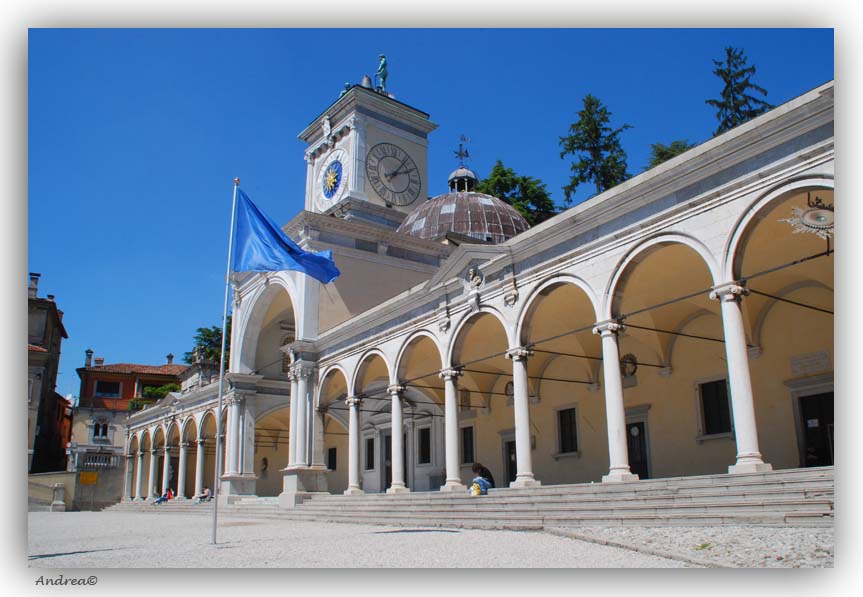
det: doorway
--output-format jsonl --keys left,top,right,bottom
{"left": 504, "top": 440, "right": 517, "bottom": 485}
{"left": 800, "top": 392, "right": 833, "bottom": 466}
{"left": 626, "top": 421, "right": 650, "bottom": 479}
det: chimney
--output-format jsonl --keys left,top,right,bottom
{"left": 85, "top": 349, "right": 93, "bottom": 367}
{"left": 28, "top": 272, "right": 40, "bottom": 298}
{"left": 47, "top": 294, "right": 55, "bottom": 302}
{"left": 166, "top": 353, "right": 174, "bottom": 365}
{"left": 94, "top": 357, "right": 105, "bottom": 367}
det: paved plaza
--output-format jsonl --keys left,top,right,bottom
{"left": 27, "top": 511, "right": 836, "bottom": 569}
{"left": 28, "top": 511, "right": 693, "bottom": 568}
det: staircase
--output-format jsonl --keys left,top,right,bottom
{"left": 104, "top": 466, "right": 834, "bottom": 529}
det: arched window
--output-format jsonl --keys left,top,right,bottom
{"left": 93, "top": 420, "right": 109, "bottom": 441}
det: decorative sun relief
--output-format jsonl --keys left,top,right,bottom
{"left": 778, "top": 193, "right": 834, "bottom": 240}
{"left": 322, "top": 160, "right": 343, "bottom": 199}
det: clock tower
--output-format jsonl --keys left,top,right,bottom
{"left": 299, "top": 81, "right": 437, "bottom": 224}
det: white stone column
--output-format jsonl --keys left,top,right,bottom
{"left": 288, "top": 371, "right": 298, "bottom": 466}
{"left": 194, "top": 439, "right": 205, "bottom": 498}
{"left": 439, "top": 369, "right": 467, "bottom": 492}
{"left": 226, "top": 396, "right": 241, "bottom": 475}
{"left": 161, "top": 446, "right": 171, "bottom": 494}
{"left": 147, "top": 449, "right": 158, "bottom": 499}
{"left": 387, "top": 385, "right": 408, "bottom": 494}
{"left": 344, "top": 396, "right": 364, "bottom": 495}
{"left": 506, "top": 347, "right": 541, "bottom": 488}
{"left": 710, "top": 283, "right": 772, "bottom": 474}
{"left": 593, "top": 321, "right": 639, "bottom": 483}
{"left": 177, "top": 442, "right": 189, "bottom": 498}
{"left": 122, "top": 454, "right": 133, "bottom": 501}
{"left": 134, "top": 450, "right": 144, "bottom": 500}
{"left": 293, "top": 365, "right": 313, "bottom": 467}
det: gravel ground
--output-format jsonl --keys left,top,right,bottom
{"left": 564, "top": 525, "right": 834, "bottom": 568}
{"left": 28, "top": 512, "right": 691, "bottom": 568}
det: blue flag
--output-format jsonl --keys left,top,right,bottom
{"left": 232, "top": 189, "right": 340, "bottom": 284}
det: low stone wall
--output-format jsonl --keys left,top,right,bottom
{"left": 28, "top": 471, "right": 76, "bottom": 511}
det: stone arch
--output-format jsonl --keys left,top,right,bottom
{"left": 447, "top": 306, "right": 513, "bottom": 368}
{"left": 604, "top": 232, "right": 721, "bottom": 320}
{"left": 351, "top": 349, "right": 393, "bottom": 397}
{"left": 318, "top": 364, "right": 351, "bottom": 408}
{"left": 516, "top": 273, "right": 602, "bottom": 347}
{"left": 724, "top": 177, "right": 834, "bottom": 281}
{"left": 394, "top": 330, "right": 445, "bottom": 382}
{"left": 235, "top": 275, "right": 300, "bottom": 376}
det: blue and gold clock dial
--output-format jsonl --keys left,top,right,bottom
{"left": 322, "top": 160, "right": 342, "bottom": 199}
{"left": 316, "top": 148, "right": 349, "bottom": 208}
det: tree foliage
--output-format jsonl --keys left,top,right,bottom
{"left": 183, "top": 315, "right": 232, "bottom": 365}
{"left": 559, "top": 94, "right": 632, "bottom": 203}
{"left": 477, "top": 160, "right": 558, "bottom": 226}
{"left": 706, "top": 47, "right": 773, "bottom": 136}
{"left": 646, "top": 140, "right": 697, "bottom": 169}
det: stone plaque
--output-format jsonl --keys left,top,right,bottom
{"left": 790, "top": 350, "right": 831, "bottom": 377}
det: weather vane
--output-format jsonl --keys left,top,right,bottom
{"left": 454, "top": 135, "right": 471, "bottom": 167}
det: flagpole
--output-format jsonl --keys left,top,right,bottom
{"left": 212, "top": 177, "right": 240, "bottom": 545}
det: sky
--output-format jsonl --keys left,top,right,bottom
{"left": 27, "top": 28, "right": 834, "bottom": 400}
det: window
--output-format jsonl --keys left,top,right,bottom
{"left": 93, "top": 421, "right": 109, "bottom": 440}
{"left": 558, "top": 407, "right": 578, "bottom": 453}
{"left": 461, "top": 426, "right": 474, "bottom": 464}
{"left": 417, "top": 427, "right": 431, "bottom": 464}
{"left": 327, "top": 447, "right": 337, "bottom": 471}
{"left": 94, "top": 381, "right": 120, "bottom": 398}
{"left": 699, "top": 379, "right": 732, "bottom": 436}
{"left": 365, "top": 437, "right": 375, "bottom": 470}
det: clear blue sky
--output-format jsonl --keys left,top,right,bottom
{"left": 28, "top": 28, "right": 833, "bottom": 399}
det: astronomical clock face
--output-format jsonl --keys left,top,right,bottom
{"left": 365, "top": 142, "right": 422, "bottom": 207}
{"left": 316, "top": 148, "right": 349, "bottom": 209}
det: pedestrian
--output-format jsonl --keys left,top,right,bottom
{"left": 472, "top": 462, "right": 495, "bottom": 488}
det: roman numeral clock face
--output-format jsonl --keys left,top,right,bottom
{"left": 365, "top": 143, "right": 422, "bottom": 207}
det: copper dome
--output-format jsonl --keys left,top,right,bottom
{"left": 397, "top": 191, "right": 530, "bottom": 244}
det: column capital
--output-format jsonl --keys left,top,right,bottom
{"left": 505, "top": 346, "right": 534, "bottom": 361}
{"left": 291, "top": 363, "right": 317, "bottom": 381}
{"left": 179, "top": 441, "right": 190, "bottom": 449}
{"left": 196, "top": 438, "right": 207, "bottom": 446}
{"left": 439, "top": 368, "right": 463, "bottom": 381}
{"left": 226, "top": 394, "right": 245, "bottom": 407}
{"left": 345, "top": 395, "right": 363, "bottom": 408}
{"left": 593, "top": 320, "right": 625, "bottom": 336}
{"left": 709, "top": 283, "right": 750, "bottom": 302}
{"left": 387, "top": 384, "right": 406, "bottom": 396}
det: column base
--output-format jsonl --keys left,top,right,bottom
{"left": 728, "top": 462, "right": 773, "bottom": 475}
{"left": 219, "top": 473, "right": 257, "bottom": 504}
{"left": 601, "top": 472, "right": 640, "bottom": 483}
{"left": 386, "top": 484, "right": 410, "bottom": 494}
{"left": 509, "top": 476, "right": 542, "bottom": 489}
{"left": 439, "top": 481, "right": 467, "bottom": 493}
{"left": 343, "top": 486, "right": 365, "bottom": 496}
{"left": 278, "top": 466, "right": 329, "bottom": 508}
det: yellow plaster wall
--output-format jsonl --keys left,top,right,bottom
{"left": 318, "top": 254, "right": 432, "bottom": 333}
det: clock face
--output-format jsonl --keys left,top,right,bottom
{"left": 365, "top": 143, "right": 422, "bottom": 207}
{"left": 316, "top": 149, "right": 349, "bottom": 207}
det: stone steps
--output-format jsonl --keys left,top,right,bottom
{"left": 102, "top": 466, "right": 834, "bottom": 528}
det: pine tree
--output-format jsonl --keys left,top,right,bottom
{"left": 559, "top": 94, "right": 632, "bottom": 203}
{"left": 477, "top": 160, "right": 558, "bottom": 226}
{"left": 646, "top": 140, "right": 696, "bottom": 169}
{"left": 706, "top": 47, "right": 774, "bottom": 136}
{"left": 183, "top": 315, "right": 232, "bottom": 365}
